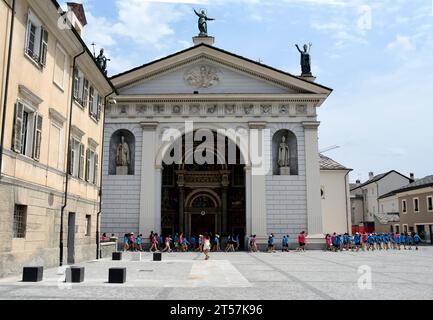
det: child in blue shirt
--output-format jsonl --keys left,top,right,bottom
{"left": 333, "top": 234, "right": 342, "bottom": 252}
{"left": 367, "top": 234, "right": 374, "bottom": 251}
{"left": 400, "top": 234, "right": 406, "bottom": 250}
{"left": 282, "top": 235, "right": 289, "bottom": 252}
{"left": 413, "top": 233, "right": 421, "bottom": 250}
{"left": 407, "top": 234, "right": 413, "bottom": 250}
{"left": 267, "top": 234, "right": 276, "bottom": 253}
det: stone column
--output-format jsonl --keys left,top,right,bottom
{"left": 139, "top": 122, "right": 159, "bottom": 242}
{"left": 177, "top": 172, "right": 185, "bottom": 233}
{"left": 221, "top": 172, "right": 229, "bottom": 235}
{"left": 245, "top": 166, "right": 252, "bottom": 238}
{"left": 303, "top": 121, "right": 325, "bottom": 247}
{"left": 154, "top": 167, "right": 162, "bottom": 235}
{"left": 248, "top": 122, "right": 269, "bottom": 246}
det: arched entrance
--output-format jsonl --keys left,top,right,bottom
{"left": 161, "top": 131, "right": 246, "bottom": 248}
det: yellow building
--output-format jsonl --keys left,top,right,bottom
{"left": 0, "top": 0, "right": 114, "bottom": 277}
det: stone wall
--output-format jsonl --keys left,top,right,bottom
{"left": 0, "top": 181, "right": 100, "bottom": 278}
{"left": 101, "top": 124, "right": 143, "bottom": 237}
{"left": 265, "top": 123, "right": 307, "bottom": 246}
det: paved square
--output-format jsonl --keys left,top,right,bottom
{"left": 1, "top": 248, "right": 433, "bottom": 300}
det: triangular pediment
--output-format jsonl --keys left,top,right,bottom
{"left": 111, "top": 44, "right": 332, "bottom": 96}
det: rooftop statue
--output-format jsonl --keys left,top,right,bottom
{"left": 95, "top": 48, "right": 110, "bottom": 75}
{"left": 194, "top": 9, "right": 215, "bottom": 37}
{"left": 295, "top": 43, "right": 313, "bottom": 76}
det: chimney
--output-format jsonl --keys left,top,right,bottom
{"left": 369, "top": 172, "right": 374, "bottom": 180}
{"left": 410, "top": 173, "right": 415, "bottom": 181}
{"left": 67, "top": 3, "right": 88, "bottom": 36}
{"left": 356, "top": 179, "right": 361, "bottom": 185}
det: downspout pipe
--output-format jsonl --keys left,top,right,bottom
{"left": 96, "top": 89, "right": 116, "bottom": 260}
{"left": 344, "top": 170, "right": 352, "bottom": 234}
{"left": 60, "top": 49, "right": 86, "bottom": 267}
{"left": 0, "top": 0, "right": 16, "bottom": 177}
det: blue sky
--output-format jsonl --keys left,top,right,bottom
{"left": 61, "top": 0, "right": 433, "bottom": 182}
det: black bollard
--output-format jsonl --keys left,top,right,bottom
{"left": 153, "top": 252, "right": 162, "bottom": 261}
{"left": 66, "top": 266, "right": 85, "bottom": 283}
{"left": 109, "top": 268, "right": 126, "bottom": 284}
{"left": 112, "top": 252, "right": 122, "bottom": 261}
{"left": 22, "top": 267, "right": 43, "bottom": 282}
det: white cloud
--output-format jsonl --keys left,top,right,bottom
{"left": 386, "top": 35, "right": 416, "bottom": 53}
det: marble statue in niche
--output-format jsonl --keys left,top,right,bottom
{"left": 278, "top": 136, "right": 290, "bottom": 175}
{"left": 116, "top": 136, "right": 130, "bottom": 175}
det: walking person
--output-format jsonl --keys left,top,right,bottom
{"left": 325, "top": 234, "right": 332, "bottom": 252}
{"left": 298, "top": 231, "right": 307, "bottom": 252}
{"left": 150, "top": 233, "right": 159, "bottom": 252}
{"left": 251, "top": 235, "right": 258, "bottom": 252}
{"left": 123, "top": 233, "right": 130, "bottom": 252}
{"left": 282, "top": 235, "right": 290, "bottom": 252}
{"left": 413, "top": 233, "right": 422, "bottom": 250}
{"left": 136, "top": 233, "right": 143, "bottom": 251}
{"left": 267, "top": 234, "right": 276, "bottom": 253}
{"left": 163, "top": 235, "right": 173, "bottom": 252}
{"left": 203, "top": 233, "right": 211, "bottom": 260}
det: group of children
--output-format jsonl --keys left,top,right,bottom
{"left": 122, "top": 230, "right": 423, "bottom": 254}
{"left": 325, "top": 232, "right": 423, "bottom": 252}
{"left": 249, "top": 231, "right": 307, "bottom": 253}
{"left": 123, "top": 231, "right": 240, "bottom": 253}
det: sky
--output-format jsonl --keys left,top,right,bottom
{"left": 60, "top": 0, "right": 433, "bottom": 182}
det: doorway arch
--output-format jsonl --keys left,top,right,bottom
{"left": 160, "top": 130, "right": 247, "bottom": 248}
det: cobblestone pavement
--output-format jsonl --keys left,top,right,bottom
{"left": 1, "top": 248, "right": 433, "bottom": 300}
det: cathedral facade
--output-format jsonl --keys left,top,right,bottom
{"left": 101, "top": 38, "right": 344, "bottom": 248}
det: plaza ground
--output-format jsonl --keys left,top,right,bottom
{"left": 1, "top": 248, "right": 433, "bottom": 300}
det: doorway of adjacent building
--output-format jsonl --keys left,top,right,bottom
{"left": 67, "top": 213, "right": 76, "bottom": 265}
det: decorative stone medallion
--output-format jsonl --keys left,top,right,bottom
{"left": 184, "top": 65, "right": 220, "bottom": 89}
{"left": 296, "top": 105, "right": 307, "bottom": 115}
{"left": 172, "top": 105, "right": 182, "bottom": 114}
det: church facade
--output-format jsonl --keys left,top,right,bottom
{"left": 101, "top": 37, "right": 343, "bottom": 248}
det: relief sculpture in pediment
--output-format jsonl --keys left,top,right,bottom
{"left": 184, "top": 65, "right": 220, "bottom": 89}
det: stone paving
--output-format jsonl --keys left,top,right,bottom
{"left": 1, "top": 248, "right": 433, "bottom": 300}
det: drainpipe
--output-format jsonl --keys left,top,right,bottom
{"left": 344, "top": 170, "right": 351, "bottom": 234}
{"left": 0, "top": 0, "right": 16, "bottom": 177}
{"left": 96, "top": 90, "right": 116, "bottom": 260}
{"left": 60, "top": 49, "right": 86, "bottom": 266}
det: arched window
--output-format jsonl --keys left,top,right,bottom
{"left": 109, "top": 129, "right": 135, "bottom": 175}
{"left": 272, "top": 129, "right": 298, "bottom": 175}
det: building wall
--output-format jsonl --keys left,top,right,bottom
{"left": 0, "top": 1, "right": 11, "bottom": 116}
{"left": 351, "top": 197, "right": 364, "bottom": 226}
{"left": 0, "top": 0, "right": 111, "bottom": 277}
{"left": 321, "top": 170, "right": 350, "bottom": 235}
{"left": 266, "top": 123, "right": 307, "bottom": 245}
{"left": 360, "top": 172, "right": 410, "bottom": 223}
{"left": 379, "top": 195, "right": 398, "bottom": 214}
{"left": 101, "top": 123, "right": 142, "bottom": 236}
{"left": 398, "top": 188, "right": 433, "bottom": 230}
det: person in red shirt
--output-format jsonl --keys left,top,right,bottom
{"left": 325, "top": 234, "right": 332, "bottom": 251}
{"left": 298, "top": 231, "right": 307, "bottom": 251}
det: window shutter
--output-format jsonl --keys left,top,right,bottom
{"left": 89, "top": 87, "right": 94, "bottom": 117}
{"left": 13, "top": 102, "right": 24, "bottom": 153}
{"left": 73, "top": 68, "right": 80, "bottom": 99}
{"left": 94, "top": 153, "right": 99, "bottom": 185}
{"left": 68, "top": 139, "right": 74, "bottom": 175}
{"left": 83, "top": 79, "right": 89, "bottom": 108}
{"left": 33, "top": 114, "right": 43, "bottom": 161}
{"left": 97, "top": 95, "right": 102, "bottom": 121}
{"left": 40, "top": 27, "right": 48, "bottom": 66}
{"left": 85, "top": 148, "right": 90, "bottom": 182}
{"left": 79, "top": 144, "right": 85, "bottom": 180}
